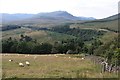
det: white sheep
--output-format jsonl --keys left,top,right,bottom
{"left": 19, "top": 63, "right": 24, "bottom": 67}
{"left": 69, "top": 57, "right": 71, "bottom": 58}
{"left": 82, "top": 58, "right": 85, "bottom": 60}
{"left": 9, "top": 59, "right": 13, "bottom": 62}
{"left": 25, "top": 61, "right": 30, "bottom": 66}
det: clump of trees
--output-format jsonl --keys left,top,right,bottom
{"left": 2, "top": 35, "right": 53, "bottom": 54}
{"left": 88, "top": 39, "right": 103, "bottom": 55}
{"left": 51, "top": 38, "right": 85, "bottom": 54}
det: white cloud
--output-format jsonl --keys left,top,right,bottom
{"left": 0, "top": 0, "right": 119, "bottom": 19}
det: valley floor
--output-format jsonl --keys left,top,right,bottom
{"left": 1, "top": 54, "right": 118, "bottom": 78}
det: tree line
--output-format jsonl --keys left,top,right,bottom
{"left": 2, "top": 25, "right": 21, "bottom": 31}
{"left": 2, "top": 35, "right": 92, "bottom": 54}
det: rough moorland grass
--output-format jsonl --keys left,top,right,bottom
{"left": 2, "top": 54, "right": 118, "bottom": 78}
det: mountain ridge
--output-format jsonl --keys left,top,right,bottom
{"left": 0, "top": 11, "right": 95, "bottom": 23}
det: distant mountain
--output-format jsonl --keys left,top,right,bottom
{"left": 36, "top": 11, "right": 76, "bottom": 20}
{"left": 77, "top": 16, "right": 95, "bottom": 20}
{"left": 34, "top": 11, "right": 95, "bottom": 20}
{"left": 0, "top": 11, "right": 96, "bottom": 23}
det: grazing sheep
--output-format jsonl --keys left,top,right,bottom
{"left": 9, "top": 59, "right": 13, "bottom": 62}
{"left": 69, "top": 57, "right": 71, "bottom": 58}
{"left": 82, "top": 58, "right": 85, "bottom": 60}
{"left": 19, "top": 63, "right": 24, "bottom": 67}
{"left": 25, "top": 61, "right": 30, "bottom": 66}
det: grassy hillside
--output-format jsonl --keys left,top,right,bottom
{"left": 70, "top": 20, "right": 118, "bottom": 31}
{"left": 2, "top": 28, "right": 32, "bottom": 40}
{"left": 2, "top": 27, "right": 76, "bottom": 44}
{"left": 99, "top": 32, "right": 118, "bottom": 44}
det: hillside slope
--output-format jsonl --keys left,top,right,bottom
{"left": 70, "top": 14, "right": 119, "bottom": 31}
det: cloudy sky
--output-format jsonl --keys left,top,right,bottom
{"left": 0, "top": 0, "right": 119, "bottom": 19}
